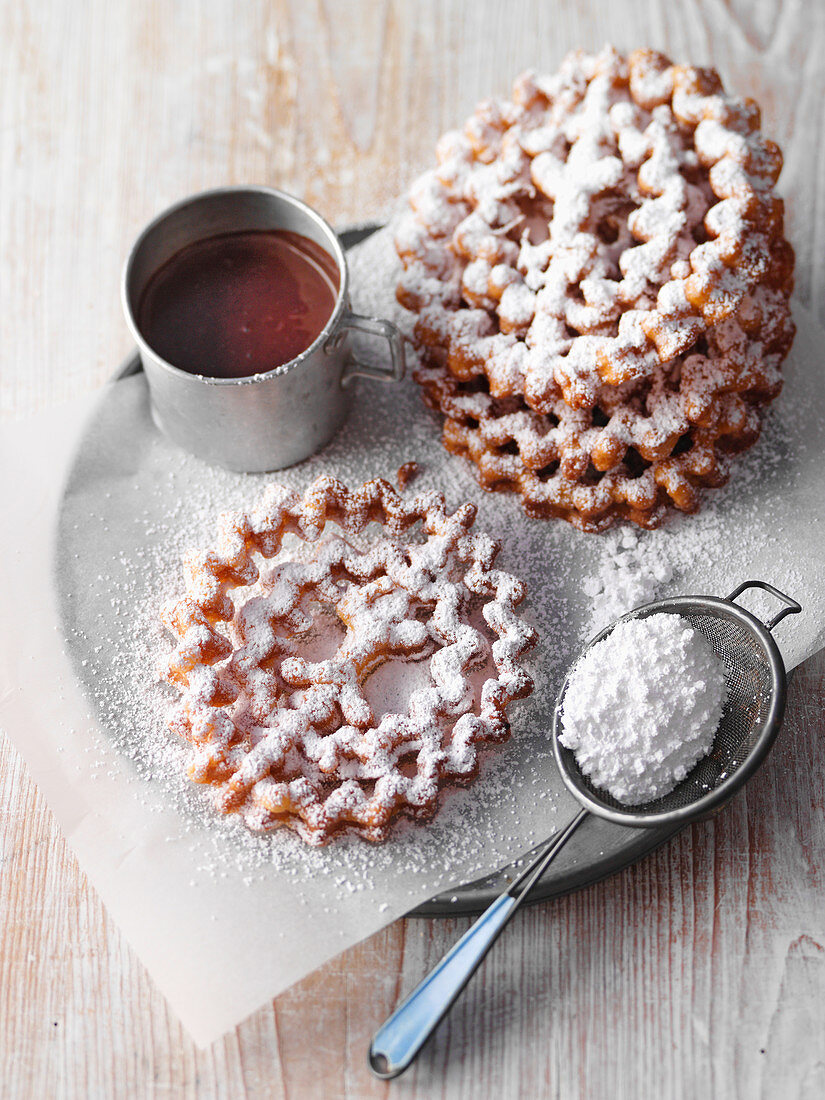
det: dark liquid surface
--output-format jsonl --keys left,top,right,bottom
{"left": 137, "top": 229, "right": 340, "bottom": 378}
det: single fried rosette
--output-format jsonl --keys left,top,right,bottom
{"left": 161, "top": 476, "right": 536, "bottom": 845}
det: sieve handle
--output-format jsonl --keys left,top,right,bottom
{"left": 368, "top": 809, "right": 589, "bottom": 1079}
{"left": 726, "top": 581, "right": 802, "bottom": 631}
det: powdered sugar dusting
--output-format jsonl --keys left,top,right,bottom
{"left": 348, "top": 223, "right": 810, "bottom": 662}
{"left": 161, "top": 476, "right": 535, "bottom": 845}
{"left": 52, "top": 223, "right": 819, "bottom": 915}
{"left": 394, "top": 46, "right": 794, "bottom": 531}
{"left": 55, "top": 377, "right": 557, "bottom": 901}
{"left": 581, "top": 526, "right": 672, "bottom": 638}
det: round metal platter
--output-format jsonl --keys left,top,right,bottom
{"left": 59, "top": 223, "right": 686, "bottom": 919}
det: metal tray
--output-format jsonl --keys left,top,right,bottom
{"left": 59, "top": 223, "right": 685, "bottom": 919}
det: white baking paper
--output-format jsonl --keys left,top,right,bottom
{"left": 1, "top": 226, "right": 824, "bottom": 1047}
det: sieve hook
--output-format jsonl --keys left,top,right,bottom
{"left": 725, "top": 581, "right": 802, "bottom": 631}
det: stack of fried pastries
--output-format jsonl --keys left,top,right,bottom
{"left": 395, "top": 46, "right": 795, "bottom": 531}
{"left": 161, "top": 476, "right": 536, "bottom": 845}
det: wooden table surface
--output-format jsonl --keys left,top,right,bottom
{"left": 2, "top": 2, "right": 824, "bottom": 1097}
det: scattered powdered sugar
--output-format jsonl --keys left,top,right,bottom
{"left": 55, "top": 376, "right": 557, "bottom": 903}
{"left": 559, "top": 613, "right": 728, "bottom": 804}
{"left": 161, "top": 476, "right": 536, "bottom": 846}
{"left": 580, "top": 526, "right": 673, "bottom": 638}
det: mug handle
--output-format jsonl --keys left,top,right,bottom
{"left": 330, "top": 311, "right": 406, "bottom": 385}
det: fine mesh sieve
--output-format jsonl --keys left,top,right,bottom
{"left": 552, "top": 581, "right": 801, "bottom": 827}
{"left": 369, "top": 580, "right": 801, "bottom": 1080}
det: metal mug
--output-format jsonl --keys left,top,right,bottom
{"left": 121, "top": 186, "right": 405, "bottom": 471}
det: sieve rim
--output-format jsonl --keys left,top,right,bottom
{"left": 551, "top": 593, "right": 789, "bottom": 829}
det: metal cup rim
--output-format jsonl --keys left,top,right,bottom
{"left": 120, "top": 184, "right": 349, "bottom": 386}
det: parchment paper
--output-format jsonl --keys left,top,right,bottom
{"left": 1, "top": 226, "right": 824, "bottom": 1047}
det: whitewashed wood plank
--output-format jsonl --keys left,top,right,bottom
{"left": 1, "top": 1, "right": 824, "bottom": 1096}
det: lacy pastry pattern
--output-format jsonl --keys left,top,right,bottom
{"left": 395, "top": 46, "right": 794, "bottom": 530}
{"left": 161, "top": 476, "right": 536, "bottom": 844}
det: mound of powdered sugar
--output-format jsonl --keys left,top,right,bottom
{"left": 559, "top": 613, "right": 727, "bottom": 804}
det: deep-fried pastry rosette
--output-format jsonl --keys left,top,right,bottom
{"left": 396, "top": 46, "right": 794, "bottom": 528}
{"left": 161, "top": 476, "right": 536, "bottom": 845}
{"left": 414, "top": 281, "right": 793, "bottom": 532}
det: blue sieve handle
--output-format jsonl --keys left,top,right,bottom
{"left": 368, "top": 808, "right": 589, "bottom": 1079}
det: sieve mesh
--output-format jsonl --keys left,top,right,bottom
{"left": 553, "top": 589, "right": 794, "bottom": 826}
